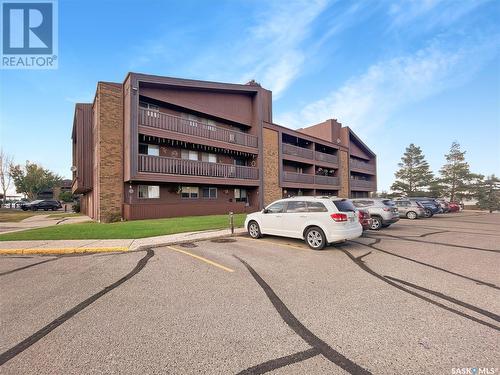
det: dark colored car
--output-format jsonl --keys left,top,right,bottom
{"left": 357, "top": 209, "right": 372, "bottom": 231}
{"left": 408, "top": 198, "right": 441, "bottom": 218}
{"left": 21, "top": 199, "right": 62, "bottom": 211}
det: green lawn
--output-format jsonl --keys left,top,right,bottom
{"left": 0, "top": 213, "right": 247, "bottom": 241}
{"left": 0, "top": 209, "right": 45, "bottom": 223}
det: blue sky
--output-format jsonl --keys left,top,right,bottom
{"left": 1, "top": 0, "right": 499, "bottom": 193}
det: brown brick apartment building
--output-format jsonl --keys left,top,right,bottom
{"left": 72, "top": 73, "right": 376, "bottom": 222}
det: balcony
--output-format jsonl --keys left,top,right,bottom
{"left": 350, "top": 159, "right": 376, "bottom": 173}
{"left": 350, "top": 179, "right": 376, "bottom": 190}
{"left": 283, "top": 172, "right": 314, "bottom": 184}
{"left": 282, "top": 143, "right": 313, "bottom": 159}
{"left": 315, "top": 151, "right": 338, "bottom": 165}
{"left": 314, "top": 175, "right": 339, "bottom": 186}
{"left": 139, "top": 155, "right": 259, "bottom": 180}
{"left": 139, "top": 109, "right": 258, "bottom": 148}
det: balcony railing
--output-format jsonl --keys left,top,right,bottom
{"left": 314, "top": 175, "right": 339, "bottom": 186}
{"left": 283, "top": 172, "right": 314, "bottom": 184}
{"left": 350, "top": 159, "right": 375, "bottom": 172}
{"left": 139, "top": 109, "right": 258, "bottom": 148}
{"left": 315, "top": 151, "right": 338, "bottom": 165}
{"left": 350, "top": 179, "right": 375, "bottom": 189}
{"left": 139, "top": 155, "right": 259, "bottom": 180}
{"left": 282, "top": 143, "right": 314, "bottom": 160}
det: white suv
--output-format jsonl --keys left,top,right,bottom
{"left": 245, "top": 196, "right": 362, "bottom": 250}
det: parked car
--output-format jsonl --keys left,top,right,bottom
{"left": 435, "top": 199, "right": 450, "bottom": 213}
{"left": 408, "top": 198, "right": 441, "bottom": 217}
{"left": 394, "top": 199, "right": 426, "bottom": 219}
{"left": 245, "top": 196, "right": 362, "bottom": 250}
{"left": 351, "top": 198, "right": 400, "bottom": 230}
{"left": 21, "top": 199, "right": 62, "bottom": 211}
{"left": 448, "top": 202, "right": 460, "bottom": 212}
{"left": 357, "top": 209, "right": 372, "bottom": 230}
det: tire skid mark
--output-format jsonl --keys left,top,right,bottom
{"left": 366, "top": 233, "right": 500, "bottom": 254}
{"left": 0, "top": 249, "right": 154, "bottom": 366}
{"left": 234, "top": 255, "right": 372, "bottom": 375}
{"left": 0, "top": 258, "right": 58, "bottom": 277}
{"left": 384, "top": 275, "right": 500, "bottom": 322}
{"left": 418, "top": 230, "right": 449, "bottom": 238}
{"left": 236, "top": 348, "right": 320, "bottom": 375}
{"left": 341, "top": 249, "right": 500, "bottom": 332}
{"left": 352, "top": 240, "right": 499, "bottom": 290}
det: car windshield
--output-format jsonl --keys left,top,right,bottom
{"left": 382, "top": 199, "right": 395, "bottom": 206}
{"left": 332, "top": 199, "right": 356, "bottom": 212}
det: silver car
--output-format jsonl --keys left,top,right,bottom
{"left": 351, "top": 198, "right": 400, "bottom": 230}
{"left": 394, "top": 200, "right": 426, "bottom": 220}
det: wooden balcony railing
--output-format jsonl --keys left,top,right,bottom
{"left": 350, "top": 159, "right": 375, "bottom": 172}
{"left": 283, "top": 172, "right": 314, "bottom": 184}
{"left": 315, "top": 151, "right": 338, "bottom": 165}
{"left": 282, "top": 143, "right": 314, "bottom": 160}
{"left": 350, "top": 179, "right": 375, "bottom": 189}
{"left": 139, "top": 155, "right": 259, "bottom": 180}
{"left": 139, "top": 109, "right": 258, "bottom": 148}
{"left": 314, "top": 175, "right": 339, "bottom": 186}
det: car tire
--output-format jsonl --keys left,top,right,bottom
{"left": 52, "top": 208, "right": 57, "bottom": 211}
{"left": 424, "top": 209, "right": 433, "bottom": 218}
{"left": 247, "top": 221, "right": 262, "bottom": 239}
{"left": 406, "top": 211, "right": 417, "bottom": 220}
{"left": 369, "top": 217, "right": 382, "bottom": 230}
{"left": 305, "top": 226, "right": 326, "bottom": 250}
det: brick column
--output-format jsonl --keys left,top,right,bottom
{"left": 262, "top": 128, "right": 282, "bottom": 205}
{"left": 339, "top": 150, "right": 349, "bottom": 198}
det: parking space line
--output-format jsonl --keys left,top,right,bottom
{"left": 238, "top": 236, "right": 309, "bottom": 251}
{"left": 165, "top": 246, "right": 234, "bottom": 273}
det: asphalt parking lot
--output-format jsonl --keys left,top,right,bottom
{"left": 0, "top": 212, "right": 499, "bottom": 374}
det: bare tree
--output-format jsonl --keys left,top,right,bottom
{"left": 0, "top": 149, "right": 14, "bottom": 205}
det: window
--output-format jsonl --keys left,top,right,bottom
{"left": 266, "top": 201, "right": 285, "bottom": 213}
{"left": 138, "top": 185, "right": 160, "bottom": 199}
{"left": 181, "top": 186, "right": 199, "bottom": 199}
{"left": 202, "top": 187, "right": 217, "bottom": 199}
{"left": 234, "top": 158, "right": 246, "bottom": 166}
{"left": 307, "top": 202, "right": 328, "bottom": 212}
{"left": 139, "top": 144, "right": 159, "bottom": 156}
{"left": 333, "top": 199, "right": 357, "bottom": 212}
{"left": 181, "top": 149, "right": 198, "bottom": 161}
{"left": 201, "top": 153, "right": 217, "bottom": 163}
{"left": 139, "top": 101, "right": 159, "bottom": 117}
{"left": 234, "top": 188, "right": 247, "bottom": 202}
{"left": 286, "top": 201, "right": 308, "bottom": 213}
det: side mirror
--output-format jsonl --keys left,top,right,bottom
{"left": 263, "top": 208, "right": 270, "bottom": 214}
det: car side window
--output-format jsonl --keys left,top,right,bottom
{"left": 286, "top": 201, "right": 308, "bottom": 213}
{"left": 267, "top": 202, "right": 286, "bottom": 213}
{"left": 307, "top": 202, "right": 328, "bottom": 212}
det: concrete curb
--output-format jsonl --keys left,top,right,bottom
{"left": 0, "top": 247, "right": 129, "bottom": 255}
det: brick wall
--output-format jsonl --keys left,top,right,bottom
{"left": 339, "top": 150, "right": 349, "bottom": 198}
{"left": 262, "top": 128, "right": 282, "bottom": 205}
{"left": 96, "top": 83, "right": 124, "bottom": 222}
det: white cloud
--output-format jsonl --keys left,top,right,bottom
{"left": 275, "top": 36, "right": 500, "bottom": 133}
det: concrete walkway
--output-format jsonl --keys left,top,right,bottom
{"left": 0, "top": 214, "right": 91, "bottom": 234}
{"left": 0, "top": 227, "right": 246, "bottom": 255}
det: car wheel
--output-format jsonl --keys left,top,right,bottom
{"left": 247, "top": 221, "right": 262, "bottom": 239}
{"left": 406, "top": 211, "right": 417, "bottom": 220}
{"left": 52, "top": 207, "right": 57, "bottom": 211}
{"left": 305, "top": 227, "right": 326, "bottom": 250}
{"left": 369, "top": 217, "right": 382, "bottom": 230}
{"left": 424, "top": 209, "right": 433, "bottom": 218}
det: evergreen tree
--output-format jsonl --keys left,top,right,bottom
{"left": 475, "top": 175, "right": 500, "bottom": 213}
{"left": 391, "top": 144, "right": 434, "bottom": 196}
{"left": 439, "top": 142, "right": 476, "bottom": 202}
